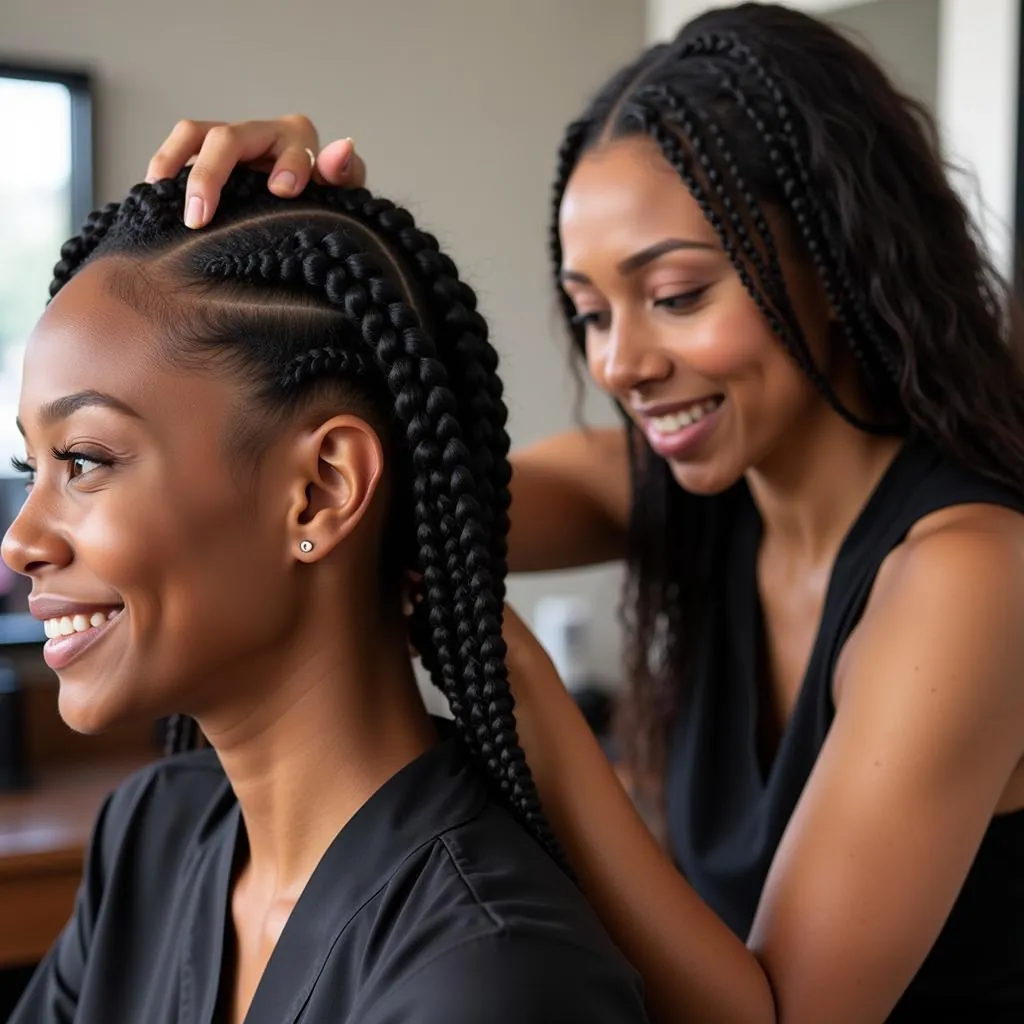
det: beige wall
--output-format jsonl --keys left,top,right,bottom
{"left": 646, "top": 0, "right": 855, "bottom": 41}
{"left": 3, "top": 0, "right": 646, "bottom": 694}
{"left": 827, "top": 0, "right": 939, "bottom": 110}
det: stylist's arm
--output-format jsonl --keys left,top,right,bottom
{"left": 499, "top": 605, "right": 774, "bottom": 1024}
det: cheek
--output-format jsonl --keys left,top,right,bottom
{"left": 76, "top": 476, "right": 288, "bottom": 658}
{"left": 669, "top": 291, "right": 779, "bottom": 382}
{"left": 676, "top": 295, "right": 818, "bottom": 434}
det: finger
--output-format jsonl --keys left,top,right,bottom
{"left": 317, "top": 138, "right": 367, "bottom": 188}
{"left": 180, "top": 122, "right": 283, "bottom": 227}
{"left": 267, "top": 145, "right": 318, "bottom": 197}
{"left": 184, "top": 116, "right": 319, "bottom": 228}
{"left": 146, "top": 119, "right": 225, "bottom": 184}
{"left": 181, "top": 124, "right": 256, "bottom": 228}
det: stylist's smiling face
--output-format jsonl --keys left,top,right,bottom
{"left": 558, "top": 135, "right": 831, "bottom": 495}
{"left": 2, "top": 259, "right": 300, "bottom": 734}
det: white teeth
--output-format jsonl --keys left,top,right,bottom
{"left": 649, "top": 398, "right": 721, "bottom": 435}
{"left": 43, "top": 609, "right": 120, "bottom": 640}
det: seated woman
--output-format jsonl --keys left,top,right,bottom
{"left": 5, "top": 170, "right": 648, "bottom": 1024}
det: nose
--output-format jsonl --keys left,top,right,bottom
{"left": 587, "top": 310, "right": 673, "bottom": 396}
{"left": 1, "top": 489, "right": 73, "bottom": 579}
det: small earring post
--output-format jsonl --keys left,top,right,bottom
{"left": 299, "top": 539, "right": 314, "bottom": 554}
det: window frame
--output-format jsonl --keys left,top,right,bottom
{"left": 1016, "top": 8, "right": 1024, "bottom": 294}
{"left": 0, "top": 61, "right": 94, "bottom": 232}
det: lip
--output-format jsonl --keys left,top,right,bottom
{"left": 639, "top": 397, "right": 725, "bottom": 461}
{"left": 41, "top": 610, "right": 123, "bottom": 672}
{"left": 29, "top": 595, "right": 123, "bottom": 620}
{"left": 29, "top": 595, "right": 125, "bottom": 673}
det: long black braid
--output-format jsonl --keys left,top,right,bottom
{"left": 49, "top": 169, "right": 568, "bottom": 872}
{"left": 549, "top": 2, "right": 1024, "bottom": 803}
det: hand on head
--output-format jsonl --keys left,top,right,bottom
{"left": 145, "top": 116, "right": 364, "bottom": 228}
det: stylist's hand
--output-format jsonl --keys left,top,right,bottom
{"left": 145, "top": 116, "right": 367, "bottom": 229}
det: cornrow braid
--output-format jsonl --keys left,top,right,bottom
{"left": 50, "top": 202, "right": 122, "bottom": 298}
{"left": 282, "top": 346, "right": 373, "bottom": 390}
{"left": 50, "top": 169, "right": 571, "bottom": 875}
{"left": 210, "top": 223, "right": 502, "bottom": 768}
{"left": 289, "top": 189, "right": 513, "bottom": 602}
{"left": 214, "top": 225, "right": 563, "bottom": 864}
{"left": 304, "top": 190, "right": 518, "bottom": 710}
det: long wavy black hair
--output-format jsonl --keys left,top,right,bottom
{"left": 49, "top": 168, "right": 569, "bottom": 871}
{"left": 549, "top": 2, "right": 1024, "bottom": 800}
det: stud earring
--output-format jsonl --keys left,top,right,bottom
{"left": 299, "top": 539, "right": 315, "bottom": 554}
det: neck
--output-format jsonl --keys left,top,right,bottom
{"left": 745, "top": 401, "right": 903, "bottom": 564}
{"left": 198, "top": 603, "right": 436, "bottom": 898}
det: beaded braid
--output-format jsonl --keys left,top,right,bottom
{"left": 47, "top": 172, "right": 571, "bottom": 873}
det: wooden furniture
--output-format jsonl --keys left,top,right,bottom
{"left": 0, "top": 652, "right": 157, "bottom": 969}
{"left": 0, "top": 759, "right": 147, "bottom": 966}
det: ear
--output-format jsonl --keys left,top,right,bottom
{"left": 285, "top": 414, "right": 385, "bottom": 563}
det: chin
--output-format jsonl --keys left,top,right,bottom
{"left": 668, "top": 458, "right": 745, "bottom": 497}
{"left": 56, "top": 678, "right": 135, "bottom": 736}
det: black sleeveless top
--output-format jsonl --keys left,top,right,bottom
{"left": 665, "top": 435, "right": 1024, "bottom": 1021}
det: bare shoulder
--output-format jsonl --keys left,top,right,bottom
{"left": 870, "top": 501, "right": 1024, "bottom": 615}
{"left": 840, "top": 499, "right": 1024, "bottom": 728}
{"left": 751, "top": 503, "right": 1024, "bottom": 1019}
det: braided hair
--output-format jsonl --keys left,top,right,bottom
{"left": 550, "top": 2, "right": 1024, "bottom": 801}
{"left": 50, "top": 168, "right": 567, "bottom": 871}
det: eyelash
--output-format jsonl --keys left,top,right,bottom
{"left": 570, "top": 288, "right": 708, "bottom": 330}
{"left": 10, "top": 447, "right": 115, "bottom": 485}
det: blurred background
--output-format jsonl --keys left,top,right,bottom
{"left": 0, "top": 0, "right": 1020, "bottom": 1014}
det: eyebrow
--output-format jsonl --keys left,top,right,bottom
{"left": 16, "top": 389, "right": 142, "bottom": 436}
{"left": 559, "top": 237, "right": 718, "bottom": 285}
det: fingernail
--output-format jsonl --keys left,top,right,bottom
{"left": 340, "top": 138, "right": 353, "bottom": 171}
{"left": 184, "top": 195, "right": 205, "bottom": 229}
{"left": 271, "top": 170, "right": 297, "bottom": 193}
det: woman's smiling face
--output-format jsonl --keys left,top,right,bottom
{"left": 2, "top": 258, "right": 310, "bottom": 734}
{"left": 558, "top": 135, "right": 836, "bottom": 495}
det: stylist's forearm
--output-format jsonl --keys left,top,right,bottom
{"left": 510, "top": 646, "right": 776, "bottom": 1024}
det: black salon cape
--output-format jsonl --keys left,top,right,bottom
{"left": 11, "top": 735, "right": 648, "bottom": 1023}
